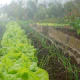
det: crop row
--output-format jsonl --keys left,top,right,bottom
{"left": 36, "top": 23, "right": 69, "bottom": 27}
{"left": 0, "top": 21, "right": 49, "bottom": 80}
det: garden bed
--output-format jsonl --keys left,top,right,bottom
{"left": 20, "top": 23, "right": 80, "bottom": 80}
{"left": 30, "top": 24, "right": 80, "bottom": 63}
{"left": 27, "top": 32, "right": 80, "bottom": 80}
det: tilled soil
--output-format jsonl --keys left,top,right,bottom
{"left": 37, "top": 45, "right": 78, "bottom": 80}
{"left": 27, "top": 33, "right": 80, "bottom": 80}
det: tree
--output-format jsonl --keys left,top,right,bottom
{"left": 2, "top": 1, "right": 26, "bottom": 20}
{"left": 35, "top": 6, "right": 47, "bottom": 21}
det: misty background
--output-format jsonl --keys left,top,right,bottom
{"left": 0, "top": 0, "right": 79, "bottom": 24}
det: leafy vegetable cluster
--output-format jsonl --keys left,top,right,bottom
{"left": 70, "top": 18, "right": 80, "bottom": 35}
{"left": 0, "top": 21, "right": 49, "bottom": 80}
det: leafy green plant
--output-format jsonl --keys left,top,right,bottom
{"left": 0, "top": 21, "right": 49, "bottom": 80}
{"left": 70, "top": 18, "right": 80, "bottom": 35}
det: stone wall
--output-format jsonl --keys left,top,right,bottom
{"left": 30, "top": 24, "right": 80, "bottom": 64}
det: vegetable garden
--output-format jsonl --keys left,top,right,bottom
{"left": 0, "top": 0, "right": 80, "bottom": 80}
{"left": 20, "top": 21, "right": 80, "bottom": 80}
{"left": 0, "top": 20, "right": 80, "bottom": 80}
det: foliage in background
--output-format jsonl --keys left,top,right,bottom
{"left": 1, "top": 0, "right": 80, "bottom": 23}
{"left": 70, "top": 18, "right": 80, "bottom": 34}
{"left": 0, "top": 0, "right": 80, "bottom": 33}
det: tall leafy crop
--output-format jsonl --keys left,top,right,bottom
{"left": 70, "top": 18, "right": 80, "bottom": 35}
{"left": 0, "top": 21, "right": 49, "bottom": 80}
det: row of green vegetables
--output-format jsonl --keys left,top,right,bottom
{"left": 36, "top": 23, "right": 69, "bottom": 27}
{"left": 12, "top": 20, "right": 80, "bottom": 35}
{"left": 37, "top": 19, "right": 80, "bottom": 35}
{"left": 0, "top": 21, "right": 49, "bottom": 80}
{"left": 18, "top": 19, "right": 80, "bottom": 35}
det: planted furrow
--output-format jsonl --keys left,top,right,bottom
{"left": 0, "top": 21, "right": 49, "bottom": 80}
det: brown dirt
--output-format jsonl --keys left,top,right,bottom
{"left": 27, "top": 33, "right": 80, "bottom": 80}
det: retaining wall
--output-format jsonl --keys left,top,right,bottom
{"left": 30, "top": 24, "right": 80, "bottom": 64}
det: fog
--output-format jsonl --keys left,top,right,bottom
{"left": 38, "top": 0, "right": 70, "bottom": 3}
{"left": 0, "top": 0, "right": 70, "bottom": 5}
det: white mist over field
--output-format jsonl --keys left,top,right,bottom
{"left": 0, "top": 0, "right": 70, "bottom": 6}
{"left": 0, "top": 0, "right": 12, "bottom": 5}
{"left": 38, "top": 0, "right": 70, "bottom": 3}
